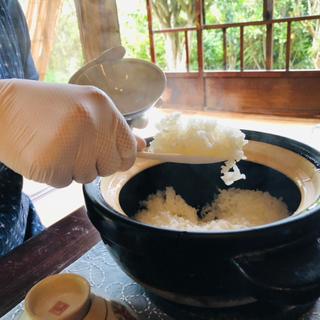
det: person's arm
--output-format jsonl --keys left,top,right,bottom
{"left": 0, "top": 79, "right": 145, "bottom": 187}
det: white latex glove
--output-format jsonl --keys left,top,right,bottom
{"left": 0, "top": 79, "right": 145, "bottom": 187}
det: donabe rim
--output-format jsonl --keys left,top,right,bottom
{"left": 84, "top": 130, "right": 320, "bottom": 237}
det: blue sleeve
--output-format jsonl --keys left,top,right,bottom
{"left": 8, "top": 0, "right": 39, "bottom": 80}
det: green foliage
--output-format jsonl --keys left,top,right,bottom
{"left": 43, "top": 0, "right": 320, "bottom": 80}
{"left": 274, "top": 0, "right": 309, "bottom": 18}
{"left": 244, "top": 26, "right": 266, "bottom": 70}
{"left": 144, "top": 0, "right": 319, "bottom": 71}
{"left": 291, "top": 22, "right": 315, "bottom": 69}
{"left": 201, "top": 0, "right": 318, "bottom": 70}
{"left": 273, "top": 0, "right": 319, "bottom": 69}
{"left": 203, "top": 30, "right": 224, "bottom": 70}
{"left": 153, "top": 34, "right": 169, "bottom": 69}
{"left": 118, "top": 1, "right": 151, "bottom": 61}
{"left": 198, "top": 0, "right": 265, "bottom": 70}
{"left": 151, "top": 0, "right": 196, "bottom": 28}
{"left": 205, "top": 0, "right": 262, "bottom": 24}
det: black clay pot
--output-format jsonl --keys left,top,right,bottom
{"left": 83, "top": 130, "right": 320, "bottom": 308}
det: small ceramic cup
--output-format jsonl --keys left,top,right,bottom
{"left": 23, "top": 273, "right": 91, "bottom": 320}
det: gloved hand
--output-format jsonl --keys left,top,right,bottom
{"left": 0, "top": 79, "right": 146, "bottom": 187}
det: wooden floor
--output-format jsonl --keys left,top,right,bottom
{"left": 23, "top": 107, "right": 320, "bottom": 227}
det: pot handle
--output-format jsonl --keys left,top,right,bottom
{"left": 232, "top": 239, "right": 320, "bottom": 305}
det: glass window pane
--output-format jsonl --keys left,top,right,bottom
{"left": 203, "top": 29, "right": 224, "bottom": 70}
{"left": 190, "top": 31, "right": 199, "bottom": 71}
{"left": 274, "top": 0, "right": 310, "bottom": 19}
{"left": 154, "top": 33, "right": 168, "bottom": 71}
{"left": 226, "top": 27, "right": 241, "bottom": 70}
{"left": 204, "top": 28, "right": 241, "bottom": 71}
{"left": 155, "top": 32, "right": 192, "bottom": 72}
{"left": 290, "top": 21, "right": 319, "bottom": 70}
{"left": 204, "top": 0, "right": 262, "bottom": 24}
{"left": 244, "top": 25, "right": 266, "bottom": 70}
{"left": 151, "top": 1, "right": 196, "bottom": 29}
{"left": 117, "top": 0, "right": 150, "bottom": 61}
{"left": 273, "top": 22, "right": 287, "bottom": 70}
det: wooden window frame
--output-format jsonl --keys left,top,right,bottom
{"left": 146, "top": 0, "right": 320, "bottom": 77}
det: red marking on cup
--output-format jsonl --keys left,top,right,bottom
{"left": 49, "top": 301, "right": 70, "bottom": 316}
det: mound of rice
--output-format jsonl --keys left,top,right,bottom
{"left": 148, "top": 113, "right": 247, "bottom": 185}
{"left": 134, "top": 187, "right": 289, "bottom": 231}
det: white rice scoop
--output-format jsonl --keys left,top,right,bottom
{"left": 137, "top": 151, "right": 225, "bottom": 164}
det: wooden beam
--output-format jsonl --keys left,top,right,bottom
{"left": 184, "top": 30, "right": 190, "bottom": 72}
{"left": 202, "top": 0, "right": 206, "bottom": 25}
{"left": 223, "top": 28, "right": 227, "bottom": 70}
{"left": 153, "top": 26, "right": 196, "bottom": 34}
{"left": 263, "top": 0, "right": 274, "bottom": 70}
{"left": 195, "top": 0, "right": 204, "bottom": 73}
{"left": 153, "top": 15, "right": 320, "bottom": 33}
{"left": 240, "top": 26, "right": 244, "bottom": 71}
{"left": 263, "top": 0, "right": 273, "bottom": 21}
{"left": 162, "top": 72, "right": 320, "bottom": 118}
{"left": 286, "top": 21, "right": 292, "bottom": 71}
{"left": 203, "top": 15, "right": 320, "bottom": 30}
{"left": 146, "top": 0, "right": 156, "bottom": 63}
{"left": 74, "top": 0, "right": 121, "bottom": 62}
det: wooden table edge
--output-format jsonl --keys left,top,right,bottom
{"left": 0, "top": 206, "right": 101, "bottom": 317}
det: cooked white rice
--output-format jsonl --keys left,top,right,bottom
{"left": 134, "top": 187, "right": 289, "bottom": 231}
{"left": 148, "top": 113, "right": 247, "bottom": 185}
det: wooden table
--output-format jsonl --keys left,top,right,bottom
{"left": 0, "top": 207, "right": 101, "bottom": 317}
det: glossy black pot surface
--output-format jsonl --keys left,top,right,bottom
{"left": 84, "top": 130, "right": 320, "bottom": 308}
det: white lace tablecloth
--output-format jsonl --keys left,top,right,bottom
{"left": 2, "top": 241, "right": 320, "bottom": 320}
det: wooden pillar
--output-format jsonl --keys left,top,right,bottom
{"left": 74, "top": 0, "right": 121, "bottom": 62}
{"left": 223, "top": 28, "right": 227, "bottom": 70}
{"left": 26, "top": 0, "right": 63, "bottom": 80}
{"left": 286, "top": 21, "right": 292, "bottom": 71}
{"left": 240, "top": 26, "right": 244, "bottom": 71}
{"left": 195, "top": 0, "right": 206, "bottom": 108}
{"left": 146, "top": 0, "right": 156, "bottom": 63}
{"left": 195, "top": 0, "right": 204, "bottom": 73}
{"left": 184, "top": 30, "right": 190, "bottom": 71}
{"left": 263, "top": 0, "right": 274, "bottom": 70}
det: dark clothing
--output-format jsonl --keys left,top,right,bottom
{"left": 0, "top": 0, "right": 44, "bottom": 256}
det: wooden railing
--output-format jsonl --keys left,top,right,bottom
{"left": 146, "top": 0, "right": 320, "bottom": 73}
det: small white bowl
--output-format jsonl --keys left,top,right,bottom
{"left": 69, "top": 53, "right": 166, "bottom": 121}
